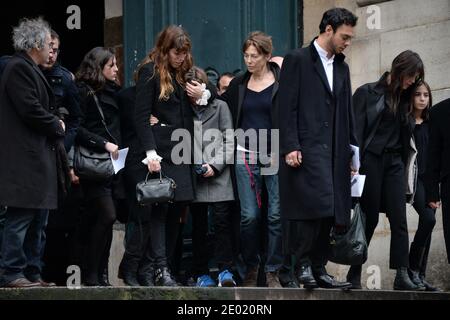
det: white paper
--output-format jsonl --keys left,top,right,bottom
{"left": 351, "top": 174, "right": 366, "bottom": 197}
{"left": 111, "top": 148, "right": 129, "bottom": 174}
{"left": 350, "top": 144, "right": 360, "bottom": 172}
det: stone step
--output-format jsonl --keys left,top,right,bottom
{"left": 0, "top": 287, "right": 449, "bottom": 300}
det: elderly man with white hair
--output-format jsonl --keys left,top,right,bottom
{"left": 0, "top": 17, "right": 66, "bottom": 288}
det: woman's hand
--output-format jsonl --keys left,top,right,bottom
{"left": 186, "top": 80, "right": 204, "bottom": 101}
{"left": 202, "top": 164, "right": 215, "bottom": 178}
{"left": 105, "top": 142, "right": 119, "bottom": 160}
{"left": 150, "top": 115, "right": 159, "bottom": 126}
{"left": 148, "top": 159, "right": 161, "bottom": 173}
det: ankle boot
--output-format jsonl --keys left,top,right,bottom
{"left": 394, "top": 267, "right": 420, "bottom": 291}
{"left": 346, "top": 265, "right": 362, "bottom": 289}
{"left": 419, "top": 274, "right": 440, "bottom": 292}
{"left": 154, "top": 267, "right": 178, "bottom": 287}
{"left": 407, "top": 269, "right": 426, "bottom": 291}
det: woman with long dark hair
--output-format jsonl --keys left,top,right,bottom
{"left": 347, "top": 50, "right": 425, "bottom": 290}
{"left": 407, "top": 80, "right": 440, "bottom": 291}
{"left": 75, "top": 47, "right": 120, "bottom": 286}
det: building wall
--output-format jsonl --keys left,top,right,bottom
{"left": 304, "top": 0, "right": 450, "bottom": 290}
{"left": 104, "top": 0, "right": 124, "bottom": 85}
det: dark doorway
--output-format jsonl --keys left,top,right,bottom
{"left": 0, "top": 0, "right": 105, "bottom": 73}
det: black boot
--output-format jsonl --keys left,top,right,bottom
{"left": 137, "top": 267, "right": 155, "bottom": 287}
{"left": 419, "top": 274, "right": 440, "bottom": 292}
{"left": 346, "top": 265, "right": 362, "bottom": 289}
{"left": 119, "top": 257, "right": 140, "bottom": 286}
{"left": 296, "top": 265, "right": 318, "bottom": 289}
{"left": 98, "top": 268, "right": 112, "bottom": 287}
{"left": 393, "top": 267, "right": 420, "bottom": 291}
{"left": 408, "top": 242, "right": 426, "bottom": 290}
{"left": 154, "top": 267, "right": 178, "bottom": 287}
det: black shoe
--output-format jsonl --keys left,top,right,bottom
{"left": 314, "top": 271, "right": 352, "bottom": 289}
{"left": 120, "top": 271, "right": 140, "bottom": 287}
{"left": 138, "top": 272, "right": 155, "bottom": 287}
{"left": 296, "top": 265, "right": 318, "bottom": 289}
{"left": 420, "top": 275, "right": 441, "bottom": 292}
{"left": 394, "top": 267, "right": 420, "bottom": 291}
{"left": 155, "top": 267, "right": 178, "bottom": 287}
{"left": 346, "top": 265, "right": 362, "bottom": 289}
{"left": 408, "top": 269, "right": 426, "bottom": 291}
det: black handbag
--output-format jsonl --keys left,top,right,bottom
{"left": 136, "top": 171, "right": 177, "bottom": 206}
{"left": 73, "top": 85, "right": 116, "bottom": 181}
{"left": 329, "top": 203, "right": 368, "bottom": 266}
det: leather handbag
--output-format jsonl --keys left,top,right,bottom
{"left": 136, "top": 171, "right": 177, "bottom": 206}
{"left": 74, "top": 145, "right": 114, "bottom": 181}
{"left": 73, "top": 85, "right": 116, "bottom": 181}
{"left": 329, "top": 203, "right": 368, "bottom": 266}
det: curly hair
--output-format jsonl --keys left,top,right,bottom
{"left": 76, "top": 47, "right": 116, "bottom": 91}
{"left": 12, "top": 17, "right": 51, "bottom": 52}
{"left": 137, "top": 25, "right": 193, "bottom": 101}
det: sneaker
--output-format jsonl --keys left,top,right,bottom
{"left": 196, "top": 275, "right": 216, "bottom": 287}
{"left": 218, "top": 270, "right": 236, "bottom": 287}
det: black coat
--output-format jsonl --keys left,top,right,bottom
{"left": 133, "top": 63, "right": 195, "bottom": 202}
{"left": 0, "top": 52, "right": 65, "bottom": 209}
{"left": 76, "top": 81, "right": 121, "bottom": 151}
{"left": 425, "top": 98, "right": 450, "bottom": 202}
{"left": 278, "top": 40, "right": 357, "bottom": 226}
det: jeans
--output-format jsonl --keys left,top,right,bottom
{"left": 0, "top": 207, "right": 49, "bottom": 285}
{"left": 235, "top": 159, "right": 283, "bottom": 274}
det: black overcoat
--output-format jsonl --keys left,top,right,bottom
{"left": 133, "top": 62, "right": 195, "bottom": 202}
{"left": 0, "top": 52, "right": 65, "bottom": 209}
{"left": 278, "top": 40, "right": 357, "bottom": 226}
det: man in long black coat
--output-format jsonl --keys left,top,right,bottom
{"left": 426, "top": 97, "right": 450, "bottom": 264}
{"left": 0, "top": 18, "right": 65, "bottom": 288}
{"left": 278, "top": 8, "right": 358, "bottom": 289}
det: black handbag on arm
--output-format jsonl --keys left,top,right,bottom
{"left": 74, "top": 86, "right": 116, "bottom": 181}
{"left": 136, "top": 171, "right": 177, "bottom": 206}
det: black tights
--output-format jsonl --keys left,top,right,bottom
{"left": 85, "top": 196, "right": 116, "bottom": 283}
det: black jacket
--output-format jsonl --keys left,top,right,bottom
{"left": 353, "top": 72, "right": 414, "bottom": 163}
{"left": 76, "top": 81, "right": 121, "bottom": 151}
{"left": 425, "top": 98, "right": 450, "bottom": 202}
{"left": 0, "top": 52, "right": 65, "bottom": 209}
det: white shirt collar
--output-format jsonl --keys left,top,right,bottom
{"left": 314, "top": 40, "right": 335, "bottom": 63}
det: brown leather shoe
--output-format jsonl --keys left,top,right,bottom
{"left": 242, "top": 267, "right": 258, "bottom": 287}
{"left": 3, "top": 277, "right": 42, "bottom": 288}
{"left": 266, "top": 272, "right": 282, "bottom": 288}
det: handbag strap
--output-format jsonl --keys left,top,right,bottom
{"left": 85, "top": 84, "right": 118, "bottom": 145}
{"left": 145, "top": 170, "right": 170, "bottom": 183}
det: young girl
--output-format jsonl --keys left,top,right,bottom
{"left": 408, "top": 80, "right": 439, "bottom": 291}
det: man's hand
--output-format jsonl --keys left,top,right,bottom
{"left": 285, "top": 151, "right": 302, "bottom": 168}
{"left": 150, "top": 115, "right": 159, "bottom": 126}
{"left": 429, "top": 202, "right": 441, "bottom": 209}
{"left": 105, "top": 142, "right": 119, "bottom": 160}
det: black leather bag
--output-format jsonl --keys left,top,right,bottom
{"left": 73, "top": 85, "right": 116, "bottom": 181}
{"left": 73, "top": 145, "right": 114, "bottom": 181}
{"left": 136, "top": 171, "right": 177, "bottom": 206}
{"left": 329, "top": 203, "right": 368, "bottom": 266}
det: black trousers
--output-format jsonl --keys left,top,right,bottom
{"left": 289, "top": 217, "right": 333, "bottom": 270}
{"left": 190, "top": 202, "right": 234, "bottom": 278}
{"left": 360, "top": 152, "right": 409, "bottom": 269}
{"left": 441, "top": 178, "right": 450, "bottom": 264}
{"left": 410, "top": 177, "right": 437, "bottom": 273}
